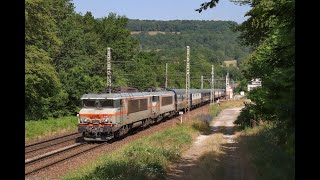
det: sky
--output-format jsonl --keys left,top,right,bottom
{"left": 72, "top": 0, "right": 251, "bottom": 24}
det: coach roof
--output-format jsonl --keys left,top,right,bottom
{"left": 170, "top": 89, "right": 224, "bottom": 95}
{"left": 81, "top": 91, "right": 175, "bottom": 100}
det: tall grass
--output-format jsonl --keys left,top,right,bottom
{"left": 239, "top": 123, "right": 295, "bottom": 180}
{"left": 25, "top": 116, "right": 77, "bottom": 141}
{"left": 63, "top": 120, "right": 210, "bottom": 180}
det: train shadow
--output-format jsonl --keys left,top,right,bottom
{"left": 75, "top": 136, "right": 85, "bottom": 143}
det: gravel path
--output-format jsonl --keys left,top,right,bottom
{"left": 166, "top": 107, "right": 245, "bottom": 180}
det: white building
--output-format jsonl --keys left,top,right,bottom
{"left": 247, "top": 78, "right": 262, "bottom": 91}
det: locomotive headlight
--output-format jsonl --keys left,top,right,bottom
{"left": 79, "top": 116, "right": 88, "bottom": 123}
{"left": 77, "top": 114, "right": 80, "bottom": 123}
{"left": 104, "top": 117, "right": 110, "bottom": 123}
{"left": 84, "top": 118, "right": 91, "bottom": 123}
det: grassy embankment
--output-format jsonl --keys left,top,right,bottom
{"left": 238, "top": 124, "right": 295, "bottom": 180}
{"left": 25, "top": 116, "right": 77, "bottom": 142}
{"left": 62, "top": 99, "right": 244, "bottom": 180}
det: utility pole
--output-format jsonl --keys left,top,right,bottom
{"left": 201, "top": 75, "right": 203, "bottom": 89}
{"left": 213, "top": 65, "right": 214, "bottom": 104}
{"left": 211, "top": 65, "right": 214, "bottom": 104}
{"left": 165, "top": 63, "right": 168, "bottom": 89}
{"left": 107, "top": 47, "right": 112, "bottom": 93}
{"left": 185, "top": 46, "right": 190, "bottom": 119}
{"left": 226, "top": 72, "right": 229, "bottom": 99}
{"left": 226, "top": 72, "right": 229, "bottom": 87}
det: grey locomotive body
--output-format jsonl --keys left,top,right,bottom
{"left": 78, "top": 91, "right": 175, "bottom": 141}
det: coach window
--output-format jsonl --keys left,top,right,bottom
{"left": 152, "top": 96, "right": 159, "bottom": 102}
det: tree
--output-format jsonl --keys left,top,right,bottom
{"left": 25, "top": 0, "right": 62, "bottom": 54}
{"left": 197, "top": 0, "right": 294, "bottom": 150}
{"left": 25, "top": 46, "right": 67, "bottom": 119}
{"left": 25, "top": 0, "right": 69, "bottom": 119}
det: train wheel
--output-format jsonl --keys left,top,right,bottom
{"left": 114, "top": 130, "right": 120, "bottom": 139}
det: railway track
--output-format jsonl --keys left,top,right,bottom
{"left": 25, "top": 123, "right": 163, "bottom": 177}
{"left": 25, "top": 104, "right": 212, "bottom": 178}
{"left": 25, "top": 142, "right": 108, "bottom": 176}
{"left": 25, "top": 132, "right": 82, "bottom": 157}
{"left": 25, "top": 132, "right": 81, "bottom": 148}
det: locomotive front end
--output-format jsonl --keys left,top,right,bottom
{"left": 77, "top": 94, "right": 123, "bottom": 141}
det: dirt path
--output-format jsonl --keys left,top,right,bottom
{"left": 166, "top": 107, "right": 254, "bottom": 180}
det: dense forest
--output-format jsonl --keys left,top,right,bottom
{"left": 127, "top": 19, "right": 251, "bottom": 63}
{"left": 25, "top": 0, "right": 250, "bottom": 120}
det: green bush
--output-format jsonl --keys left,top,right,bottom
{"left": 234, "top": 103, "right": 255, "bottom": 128}
{"left": 191, "top": 116, "right": 211, "bottom": 135}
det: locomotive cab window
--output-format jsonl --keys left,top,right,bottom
{"left": 82, "top": 99, "right": 120, "bottom": 108}
{"left": 152, "top": 96, "right": 159, "bottom": 102}
{"left": 82, "top": 99, "right": 96, "bottom": 107}
{"left": 100, "top": 99, "right": 113, "bottom": 107}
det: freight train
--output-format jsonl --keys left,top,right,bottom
{"left": 77, "top": 88, "right": 225, "bottom": 141}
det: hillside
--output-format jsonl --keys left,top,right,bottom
{"left": 127, "top": 19, "right": 251, "bottom": 63}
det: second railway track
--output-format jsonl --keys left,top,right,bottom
{"left": 25, "top": 132, "right": 82, "bottom": 157}
{"left": 26, "top": 132, "right": 82, "bottom": 148}
{"left": 25, "top": 141, "right": 108, "bottom": 176}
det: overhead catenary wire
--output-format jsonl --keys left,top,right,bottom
{"left": 107, "top": 52, "right": 232, "bottom": 92}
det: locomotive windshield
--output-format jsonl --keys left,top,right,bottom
{"left": 82, "top": 99, "right": 96, "bottom": 107}
{"left": 82, "top": 99, "right": 121, "bottom": 108}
